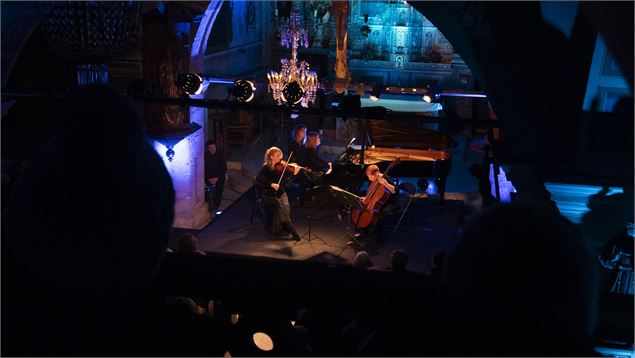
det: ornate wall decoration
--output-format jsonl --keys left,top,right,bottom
{"left": 265, "top": 0, "right": 472, "bottom": 89}
{"left": 348, "top": 0, "right": 453, "bottom": 66}
{"left": 142, "top": 9, "right": 192, "bottom": 131}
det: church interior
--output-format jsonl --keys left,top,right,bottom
{"left": 1, "top": 1, "right": 633, "bottom": 356}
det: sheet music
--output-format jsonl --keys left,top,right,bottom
{"left": 328, "top": 185, "right": 361, "bottom": 200}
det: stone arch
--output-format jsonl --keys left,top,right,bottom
{"left": 190, "top": 0, "right": 225, "bottom": 74}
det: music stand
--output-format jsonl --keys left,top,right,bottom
{"left": 295, "top": 186, "right": 328, "bottom": 246}
{"left": 329, "top": 185, "right": 364, "bottom": 247}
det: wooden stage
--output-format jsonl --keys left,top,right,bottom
{"left": 174, "top": 189, "right": 466, "bottom": 274}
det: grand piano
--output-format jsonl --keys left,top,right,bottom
{"left": 323, "top": 119, "right": 455, "bottom": 204}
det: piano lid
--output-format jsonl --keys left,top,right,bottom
{"left": 368, "top": 119, "right": 456, "bottom": 150}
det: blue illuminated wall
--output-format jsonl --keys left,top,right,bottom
{"left": 347, "top": 1, "right": 454, "bottom": 64}
{"left": 344, "top": 0, "right": 469, "bottom": 88}
{"left": 270, "top": 0, "right": 473, "bottom": 89}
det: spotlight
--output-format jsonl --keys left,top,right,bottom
{"left": 369, "top": 84, "right": 382, "bottom": 102}
{"left": 215, "top": 210, "right": 223, "bottom": 215}
{"left": 176, "top": 73, "right": 203, "bottom": 96}
{"left": 281, "top": 81, "right": 305, "bottom": 105}
{"left": 232, "top": 79, "right": 256, "bottom": 103}
{"left": 422, "top": 85, "right": 440, "bottom": 103}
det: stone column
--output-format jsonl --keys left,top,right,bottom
{"left": 143, "top": 1, "right": 223, "bottom": 230}
{"left": 167, "top": 84, "right": 211, "bottom": 230}
{"left": 167, "top": 0, "right": 224, "bottom": 230}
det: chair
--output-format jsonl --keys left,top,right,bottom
{"left": 385, "top": 182, "right": 417, "bottom": 239}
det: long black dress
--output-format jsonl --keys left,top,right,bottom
{"left": 255, "top": 164, "right": 301, "bottom": 239}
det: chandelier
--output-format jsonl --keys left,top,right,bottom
{"left": 267, "top": 11, "right": 319, "bottom": 108}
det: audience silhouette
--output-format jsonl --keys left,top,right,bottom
{"left": 177, "top": 233, "right": 207, "bottom": 256}
{"left": 433, "top": 202, "right": 599, "bottom": 356}
{"left": 2, "top": 84, "right": 224, "bottom": 356}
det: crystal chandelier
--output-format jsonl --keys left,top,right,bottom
{"left": 267, "top": 11, "right": 319, "bottom": 108}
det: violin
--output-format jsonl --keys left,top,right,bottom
{"left": 274, "top": 160, "right": 312, "bottom": 173}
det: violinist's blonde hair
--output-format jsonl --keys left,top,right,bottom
{"left": 264, "top": 147, "right": 283, "bottom": 168}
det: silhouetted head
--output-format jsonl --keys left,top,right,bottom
{"left": 390, "top": 249, "right": 409, "bottom": 272}
{"left": 352, "top": 251, "right": 373, "bottom": 270}
{"left": 177, "top": 233, "right": 199, "bottom": 253}
{"left": 292, "top": 123, "right": 307, "bottom": 144}
{"left": 441, "top": 202, "right": 598, "bottom": 355}
{"left": 206, "top": 139, "right": 217, "bottom": 156}
{"left": 6, "top": 84, "right": 175, "bottom": 297}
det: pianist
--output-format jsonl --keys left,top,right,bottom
{"left": 288, "top": 123, "right": 308, "bottom": 167}
{"left": 299, "top": 131, "right": 338, "bottom": 209}
{"left": 305, "top": 131, "right": 331, "bottom": 175}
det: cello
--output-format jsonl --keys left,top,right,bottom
{"left": 352, "top": 158, "right": 401, "bottom": 229}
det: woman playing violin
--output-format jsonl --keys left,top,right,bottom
{"left": 255, "top": 147, "right": 303, "bottom": 241}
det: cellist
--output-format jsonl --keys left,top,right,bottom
{"left": 351, "top": 164, "right": 398, "bottom": 243}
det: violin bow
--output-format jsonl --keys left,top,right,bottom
{"left": 276, "top": 151, "right": 294, "bottom": 187}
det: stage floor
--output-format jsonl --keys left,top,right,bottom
{"left": 183, "top": 191, "right": 466, "bottom": 274}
